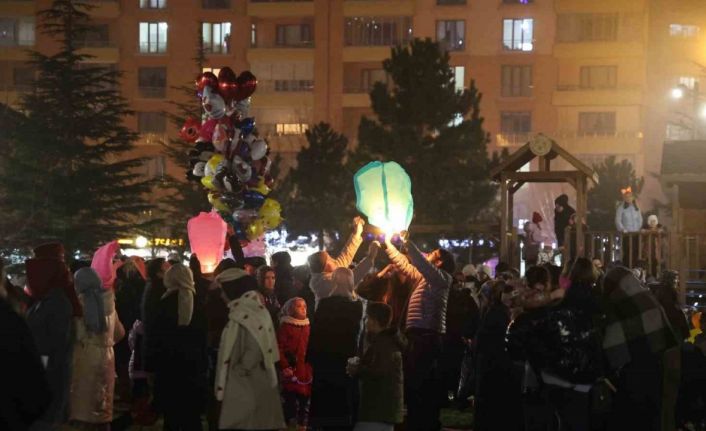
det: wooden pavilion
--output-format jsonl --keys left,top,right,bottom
{"left": 490, "top": 134, "right": 598, "bottom": 264}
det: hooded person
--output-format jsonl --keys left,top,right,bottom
{"left": 25, "top": 242, "right": 78, "bottom": 429}
{"left": 148, "top": 264, "right": 208, "bottom": 431}
{"left": 216, "top": 290, "right": 286, "bottom": 430}
{"left": 554, "top": 194, "right": 576, "bottom": 249}
{"left": 271, "top": 251, "right": 297, "bottom": 305}
{"left": 308, "top": 267, "right": 365, "bottom": 429}
{"left": 308, "top": 217, "right": 375, "bottom": 309}
{"left": 69, "top": 268, "right": 125, "bottom": 427}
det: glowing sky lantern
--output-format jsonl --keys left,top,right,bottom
{"left": 187, "top": 211, "right": 227, "bottom": 273}
{"left": 354, "top": 161, "right": 414, "bottom": 235}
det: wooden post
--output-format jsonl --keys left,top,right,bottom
{"left": 575, "top": 174, "right": 586, "bottom": 257}
{"left": 500, "top": 174, "right": 509, "bottom": 263}
{"left": 670, "top": 185, "right": 685, "bottom": 305}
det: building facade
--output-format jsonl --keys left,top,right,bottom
{"left": 2, "top": 0, "right": 705, "bottom": 220}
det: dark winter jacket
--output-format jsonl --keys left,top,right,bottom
{"left": 25, "top": 286, "right": 73, "bottom": 425}
{"left": 554, "top": 194, "right": 576, "bottom": 247}
{"left": 506, "top": 286, "right": 603, "bottom": 385}
{"left": 385, "top": 242, "right": 453, "bottom": 334}
{"left": 261, "top": 290, "right": 281, "bottom": 328}
{"left": 308, "top": 295, "right": 364, "bottom": 427}
{"left": 0, "top": 297, "right": 51, "bottom": 430}
{"left": 274, "top": 265, "right": 296, "bottom": 306}
{"left": 140, "top": 278, "right": 166, "bottom": 372}
{"left": 147, "top": 292, "right": 208, "bottom": 414}
{"left": 357, "top": 328, "right": 405, "bottom": 424}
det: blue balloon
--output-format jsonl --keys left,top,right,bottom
{"left": 237, "top": 117, "right": 256, "bottom": 136}
{"left": 243, "top": 190, "right": 266, "bottom": 209}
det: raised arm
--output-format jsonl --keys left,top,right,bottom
{"left": 352, "top": 241, "right": 380, "bottom": 283}
{"left": 384, "top": 239, "right": 422, "bottom": 283}
{"left": 330, "top": 217, "right": 365, "bottom": 269}
{"left": 406, "top": 241, "right": 453, "bottom": 289}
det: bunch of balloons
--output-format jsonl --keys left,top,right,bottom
{"left": 182, "top": 67, "right": 283, "bottom": 242}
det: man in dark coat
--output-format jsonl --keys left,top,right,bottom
{"left": 271, "top": 251, "right": 297, "bottom": 305}
{"left": 554, "top": 194, "right": 575, "bottom": 249}
{"left": 25, "top": 242, "right": 76, "bottom": 429}
{"left": 0, "top": 296, "right": 51, "bottom": 430}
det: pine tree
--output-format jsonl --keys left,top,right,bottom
{"left": 587, "top": 156, "right": 645, "bottom": 230}
{"left": 279, "top": 122, "right": 352, "bottom": 249}
{"left": 353, "top": 38, "right": 497, "bottom": 226}
{"left": 0, "top": 0, "right": 153, "bottom": 254}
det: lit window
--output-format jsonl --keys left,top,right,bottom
{"left": 0, "top": 17, "right": 35, "bottom": 47}
{"left": 453, "top": 66, "right": 464, "bottom": 92}
{"left": 139, "top": 22, "right": 168, "bottom": 53}
{"left": 140, "top": 0, "right": 166, "bottom": 9}
{"left": 503, "top": 18, "right": 533, "bottom": 51}
{"left": 251, "top": 23, "right": 257, "bottom": 47}
{"left": 276, "top": 123, "right": 309, "bottom": 135}
{"left": 202, "top": 67, "right": 221, "bottom": 76}
{"left": 678, "top": 76, "right": 698, "bottom": 90}
{"left": 670, "top": 24, "right": 700, "bottom": 38}
{"left": 436, "top": 20, "right": 465, "bottom": 51}
{"left": 202, "top": 22, "right": 231, "bottom": 54}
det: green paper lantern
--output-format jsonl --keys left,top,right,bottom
{"left": 354, "top": 161, "right": 414, "bottom": 234}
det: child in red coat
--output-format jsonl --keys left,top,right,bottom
{"left": 278, "top": 297, "right": 313, "bottom": 431}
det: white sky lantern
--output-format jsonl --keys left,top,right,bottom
{"left": 354, "top": 161, "right": 414, "bottom": 236}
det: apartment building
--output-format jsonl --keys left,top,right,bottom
{"left": 1, "top": 0, "right": 704, "bottom": 217}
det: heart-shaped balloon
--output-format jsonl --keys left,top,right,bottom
{"left": 217, "top": 67, "right": 239, "bottom": 103}
{"left": 196, "top": 72, "right": 218, "bottom": 93}
{"left": 233, "top": 71, "right": 257, "bottom": 101}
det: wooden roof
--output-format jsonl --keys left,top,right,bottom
{"left": 490, "top": 135, "right": 598, "bottom": 184}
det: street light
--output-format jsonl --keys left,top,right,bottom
{"left": 671, "top": 86, "right": 685, "bottom": 99}
{"left": 670, "top": 82, "right": 704, "bottom": 139}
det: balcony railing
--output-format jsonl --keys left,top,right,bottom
{"left": 495, "top": 133, "right": 532, "bottom": 147}
{"left": 556, "top": 84, "right": 641, "bottom": 92}
{"left": 437, "top": 0, "right": 466, "bottom": 4}
{"left": 75, "top": 39, "right": 115, "bottom": 48}
{"left": 553, "top": 130, "right": 641, "bottom": 139}
{"left": 202, "top": 0, "right": 230, "bottom": 8}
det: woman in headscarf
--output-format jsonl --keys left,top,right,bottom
{"left": 148, "top": 264, "right": 208, "bottom": 431}
{"left": 69, "top": 267, "right": 125, "bottom": 430}
{"left": 308, "top": 267, "right": 364, "bottom": 430}
{"left": 216, "top": 289, "right": 286, "bottom": 431}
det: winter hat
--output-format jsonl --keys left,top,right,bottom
{"left": 162, "top": 264, "right": 196, "bottom": 326}
{"left": 555, "top": 194, "right": 569, "bottom": 207}
{"left": 74, "top": 268, "right": 107, "bottom": 334}
{"left": 532, "top": 212, "right": 543, "bottom": 224}
{"left": 462, "top": 264, "right": 478, "bottom": 278}
{"left": 479, "top": 264, "right": 493, "bottom": 279}
{"left": 91, "top": 240, "right": 120, "bottom": 290}
{"left": 647, "top": 214, "right": 659, "bottom": 226}
{"left": 33, "top": 242, "right": 65, "bottom": 260}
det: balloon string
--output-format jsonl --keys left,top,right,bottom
{"left": 381, "top": 163, "right": 389, "bottom": 223}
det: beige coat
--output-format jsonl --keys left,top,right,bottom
{"left": 69, "top": 290, "right": 125, "bottom": 423}
{"left": 218, "top": 323, "right": 286, "bottom": 430}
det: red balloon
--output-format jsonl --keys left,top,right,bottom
{"left": 217, "top": 67, "right": 239, "bottom": 103}
{"left": 233, "top": 71, "right": 257, "bottom": 101}
{"left": 196, "top": 72, "right": 218, "bottom": 92}
{"left": 180, "top": 117, "right": 201, "bottom": 143}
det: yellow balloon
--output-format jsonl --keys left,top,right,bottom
{"left": 205, "top": 154, "right": 224, "bottom": 177}
{"left": 208, "top": 193, "right": 229, "bottom": 212}
{"left": 261, "top": 198, "right": 281, "bottom": 213}
{"left": 262, "top": 213, "right": 283, "bottom": 229}
{"left": 201, "top": 176, "right": 216, "bottom": 190}
{"left": 246, "top": 218, "right": 266, "bottom": 240}
{"left": 250, "top": 176, "right": 271, "bottom": 196}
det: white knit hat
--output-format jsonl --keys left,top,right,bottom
{"left": 462, "top": 264, "right": 478, "bottom": 278}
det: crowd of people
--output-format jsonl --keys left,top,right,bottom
{"left": 1, "top": 214, "right": 705, "bottom": 431}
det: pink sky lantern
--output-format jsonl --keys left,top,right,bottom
{"left": 188, "top": 211, "right": 228, "bottom": 273}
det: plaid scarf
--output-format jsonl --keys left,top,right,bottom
{"left": 602, "top": 273, "right": 678, "bottom": 370}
